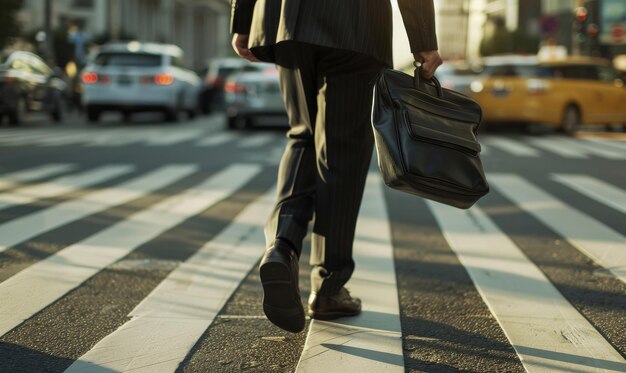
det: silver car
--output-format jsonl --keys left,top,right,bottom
{"left": 81, "top": 41, "right": 201, "bottom": 123}
{"left": 224, "top": 63, "right": 287, "bottom": 129}
{"left": 435, "top": 62, "right": 483, "bottom": 96}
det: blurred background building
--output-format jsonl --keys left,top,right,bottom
{"left": 432, "top": 0, "right": 625, "bottom": 62}
{"left": 1, "top": 0, "right": 626, "bottom": 71}
{"left": 15, "top": 0, "right": 230, "bottom": 71}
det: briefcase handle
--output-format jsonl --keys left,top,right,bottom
{"left": 413, "top": 61, "right": 443, "bottom": 98}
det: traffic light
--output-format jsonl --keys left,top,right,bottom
{"left": 575, "top": 7, "right": 588, "bottom": 23}
{"left": 587, "top": 23, "right": 600, "bottom": 38}
{"left": 573, "top": 6, "right": 588, "bottom": 45}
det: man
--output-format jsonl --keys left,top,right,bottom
{"left": 231, "top": 0, "right": 442, "bottom": 333}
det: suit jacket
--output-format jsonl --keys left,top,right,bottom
{"left": 230, "top": 0, "right": 438, "bottom": 67}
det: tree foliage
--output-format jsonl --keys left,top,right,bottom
{"left": 0, "top": 0, "right": 24, "bottom": 49}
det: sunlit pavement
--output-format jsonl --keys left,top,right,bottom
{"left": 0, "top": 113, "right": 625, "bottom": 372}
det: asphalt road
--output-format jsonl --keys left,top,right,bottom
{"left": 0, "top": 112, "right": 625, "bottom": 373}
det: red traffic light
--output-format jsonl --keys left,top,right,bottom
{"left": 587, "top": 23, "right": 600, "bottom": 37}
{"left": 575, "top": 7, "right": 588, "bottom": 22}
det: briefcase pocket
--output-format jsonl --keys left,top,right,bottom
{"left": 403, "top": 110, "right": 481, "bottom": 154}
{"left": 399, "top": 110, "right": 486, "bottom": 191}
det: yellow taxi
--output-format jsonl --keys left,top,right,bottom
{"left": 469, "top": 55, "right": 626, "bottom": 134}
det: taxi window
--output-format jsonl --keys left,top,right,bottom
{"left": 558, "top": 65, "right": 598, "bottom": 80}
{"left": 482, "top": 64, "right": 554, "bottom": 78}
{"left": 595, "top": 66, "right": 618, "bottom": 82}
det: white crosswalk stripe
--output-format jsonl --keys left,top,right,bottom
{"left": 82, "top": 131, "right": 144, "bottom": 147}
{"left": 0, "top": 164, "right": 261, "bottom": 337}
{"left": 6, "top": 131, "right": 623, "bottom": 156}
{"left": 482, "top": 137, "right": 540, "bottom": 157}
{"left": 427, "top": 201, "right": 626, "bottom": 372}
{"left": 554, "top": 137, "right": 626, "bottom": 160}
{"left": 144, "top": 129, "right": 208, "bottom": 146}
{"left": 297, "top": 172, "right": 404, "bottom": 372}
{"left": 526, "top": 137, "right": 588, "bottom": 159}
{"left": 0, "top": 165, "right": 198, "bottom": 253}
{"left": 0, "top": 130, "right": 85, "bottom": 146}
{"left": 0, "top": 160, "right": 625, "bottom": 372}
{"left": 0, "top": 165, "right": 133, "bottom": 211}
{"left": 584, "top": 138, "right": 626, "bottom": 154}
{"left": 0, "top": 131, "right": 51, "bottom": 144}
{"left": 489, "top": 174, "right": 626, "bottom": 285}
{"left": 477, "top": 136, "right": 626, "bottom": 159}
{"left": 0, "top": 164, "right": 76, "bottom": 190}
{"left": 66, "top": 188, "right": 275, "bottom": 373}
{"left": 196, "top": 132, "right": 239, "bottom": 147}
{"left": 2, "top": 129, "right": 282, "bottom": 149}
{"left": 552, "top": 174, "right": 626, "bottom": 215}
{"left": 238, "top": 134, "right": 276, "bottom": 148}
{"left": 28, "top": 132, "right": 92, "bottom": 147}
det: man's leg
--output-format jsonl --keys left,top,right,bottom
{"left": 265, "top": 43, "right": 322, "bottom": 256}
{"left": 310, "top": 49, "right": 384, "bottom": 296}
{"left": 259, "top": 43, "right": 324, "bottom": 333}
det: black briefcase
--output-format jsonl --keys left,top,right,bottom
{"left": 371, "top": 65, "right": 489, "bottom": 209}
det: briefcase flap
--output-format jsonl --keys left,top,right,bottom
{"left": 404, "top": 110, "right": 481, "bottom": 154}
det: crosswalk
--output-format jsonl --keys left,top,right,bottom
{"left": 2, "top": 126, "right": 626, "bottom": 160}
{"left": 0, "top": 160, "right": 625, "bottom": 372}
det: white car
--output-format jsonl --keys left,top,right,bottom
{"left": 81, "top": 41, "right": 201, "bottom": 122}
{"left": 224, "top": 63, "right": 288, "bottom": 129}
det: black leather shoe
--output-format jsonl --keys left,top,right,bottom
{"left": 259, "top": 240, "right": 305, "bottom": 333}
{"left": 308, "top": 287, "right": 361, "bottom": 320}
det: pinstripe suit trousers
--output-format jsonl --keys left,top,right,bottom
{"left": 264, "top": 41, "right": 384, "bottom": 295}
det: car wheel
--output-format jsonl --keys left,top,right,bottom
{"left": 227, "top": 115, "right": 240, "bottom": 130}
{"left": 8, "top": 97, "right": 27, "bottom": 126}
{"left": 200, "top": 90, "right": 211, "bottom": 114}
{"left": 245, "top": 116, "right": 254, "bottom": 129}
{"left": 86, "top": 106, "right": 101, "bottom": 123}
{"left": 164, "top": 108, "right": 179, "bottom": 122}
{"left": 122, "top": 111, "right": 132, "bottom": 122}
{"left": 561, "top": 105, "right": 580, "bottom": 136}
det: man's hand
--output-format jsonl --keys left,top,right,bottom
{"left": 232, "top": 34, "right": 260, "bottom": 62}
{"left": 413, "top": 50, "right": 443, "bottom": 80}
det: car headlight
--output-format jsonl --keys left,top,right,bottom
{"left": 470, "top": 81, "right": 484, "bottom": 93}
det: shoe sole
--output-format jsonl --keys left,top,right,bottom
{"left": 260, "top": 260, "right": 305, "bottom": 333}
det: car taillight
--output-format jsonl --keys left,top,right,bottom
{"left": 82, "top": 72, "right": 98, "bottom": 84}
{"left": 224, "top": 81, "right": 247, "bottom": 94}
{"left": 155, "top": 74, "right": 174, "bottom": 85}
{"left": 527, "top": 79, "right": 550, "bottom": 95}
